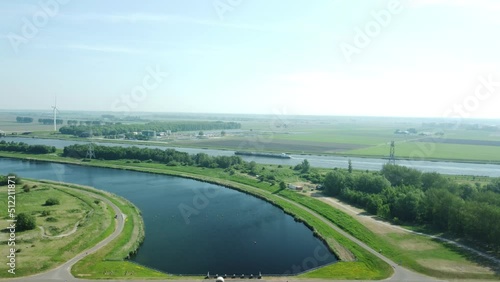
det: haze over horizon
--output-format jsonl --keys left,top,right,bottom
{"left": 1, "top": 0, "right": 500, "bottom": 118}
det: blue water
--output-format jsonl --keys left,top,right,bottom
{"left": 0, "top": 158, "right": 336, "bottom": 274}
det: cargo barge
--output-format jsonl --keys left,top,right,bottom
{"left": 234, "top": 151, "right": 292, "bottom": 159}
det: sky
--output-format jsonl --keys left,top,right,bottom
{"left": 1, "top": 0, "right": 500, "bottom": 118}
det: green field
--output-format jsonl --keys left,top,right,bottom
{"left": 3, "top": 113, "right": 500, "bottom": 163}
{"left": 346, "top": 141, "right": 500, "bottom": 162}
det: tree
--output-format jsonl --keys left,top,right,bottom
{"left": 247, "top": 161, "right": 258, "bottom": 175}
{"left": 486, "top": 178, "right": 500, "bottom": 193}
{"left": 323, "top": 170, "right": 349, "bottom": 196}
{"left": 421, "top": 172, "right": 449, "bottom": 191}
{"left": 381, "top": 164, "right": 422, "bottom": 187}
{"left": 354, "top": 173, "right": 390, "bottom": 194}
{"left": 348, "top": 159, "right": 353, "bottom": 173}
{"left": 221, "top": 130, "right": 226, "bottom": 136}
{"left": 279, "top": 181, "right": 287, "bottom": 191}
{"left": 301, "top": 159, "right": 310, "bottom": 174}
{"left": 17, "top": 213, "right": 36, "bottom": 231}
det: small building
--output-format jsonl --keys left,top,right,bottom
{"left": 288, "top": 184, "right": 303, "bottom": 191}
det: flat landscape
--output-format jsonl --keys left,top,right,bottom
{"left": 3, "top": 112, "right": 499, "bottom": 163}
{"left": 3, "top": 1, "right": 500, "bottom": 281}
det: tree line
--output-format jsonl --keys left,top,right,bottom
{"left": 62, "top": 144, "right": 243, "bottom": 169}
{"left": 38, "top": 118, "right": 63, "bottom": 125}
{"left": 16, "top": 116, "right": 33, "bottom": 123}
{"left": 0, "top": 140, "right": 56, "bottom": 154}
{"left": 59, "top": 121, "right": 241, "bottom": 136}
{"left": 323, "top": 164, "right": 500, "bottom": 250}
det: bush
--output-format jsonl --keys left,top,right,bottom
{"left": 44, "top": 198, "right": 60, "bottom": 206}
{"left": 46, "top": 217, "right": 58, "bottom": 222}
{"left": 23, "top": 184, "right": 31, "bottom": 192}
{"left": 166, "top": 161, "right": 179, "bottom": 166}
{"left": 40, "top": 210, "right": 51, "bottom": 216}
{"left": 17, "top": 213, "right": 36, "bottom": 231}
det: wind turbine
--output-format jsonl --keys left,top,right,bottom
{"left": 52, "top": 97, "right": 60, "bottom": 132}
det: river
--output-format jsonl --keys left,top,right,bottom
{"left": 3, "top": 137, "right": 500, "bottom": 177}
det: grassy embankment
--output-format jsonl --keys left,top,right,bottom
{"left": 68, "top": 183, "right": 172, "bottom": 279}
{"left": 0, "top": 180, "right": 115, "bottom": 277}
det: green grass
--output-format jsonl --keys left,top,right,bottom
{"left": 345, "top": 142, "right": 500, "bottom": 163}
{"left": 0, "top": 181, "right": 113, "bottom": 277}
{"left": 280, "top": 191, "right": 499, "bottom": 280}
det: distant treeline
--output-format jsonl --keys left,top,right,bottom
{"left": 16, "top": 116, "right": 33, "bottom": 123}
{"left": 39, "top": 118, "right": 63, "bottom": 125}
{"left": 323, "top": 164, "right": 500, "bottom": 250}
{"left": 0, "top": 140, "right": 56, "bottom": 154}
{"left": 63, "top": 144, "right": 243, "bottom": 168}
{"left": 59, "top": 121, "right": 241, "bottom": 136}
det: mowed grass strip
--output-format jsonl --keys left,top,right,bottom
{"left": 280, "top": 191, "right": 499, "bottom": 279}
{"left": 0, "top": 181, "right": 113, "bottom": 277}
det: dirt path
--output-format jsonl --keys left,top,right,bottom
{"left": 314, "top": 194, "right": 500, "bottom": 267}
{"left": 38, "top": 220, "right": 81, "bottom": 239}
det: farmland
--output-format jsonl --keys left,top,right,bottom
{"left": 1, "top": 111, "right": 500, "bottom": 163}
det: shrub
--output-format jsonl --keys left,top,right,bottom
{"left": 17, "top": 213, "right": 36, "bottom": 231}
{"left": 46, "top": 217, "right": 58, "bottom": 222}
{"left": 44, "top": 198, "right": 60, "bottom": 206}
{"left": 23, "top": 184, "right": 31, "bottom": 192}
{"left": 41, "top": 210, "right": 51, "bottom": 216}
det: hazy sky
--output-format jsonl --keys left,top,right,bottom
{"left": 1, "top": 0, "right": 500, "bottom": 118}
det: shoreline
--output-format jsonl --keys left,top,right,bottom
{"left": 4, "top": 135, "right": 500, "bottom": 166}
{"left": 0, "top": 152, "right": 393, "bottom": 280}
